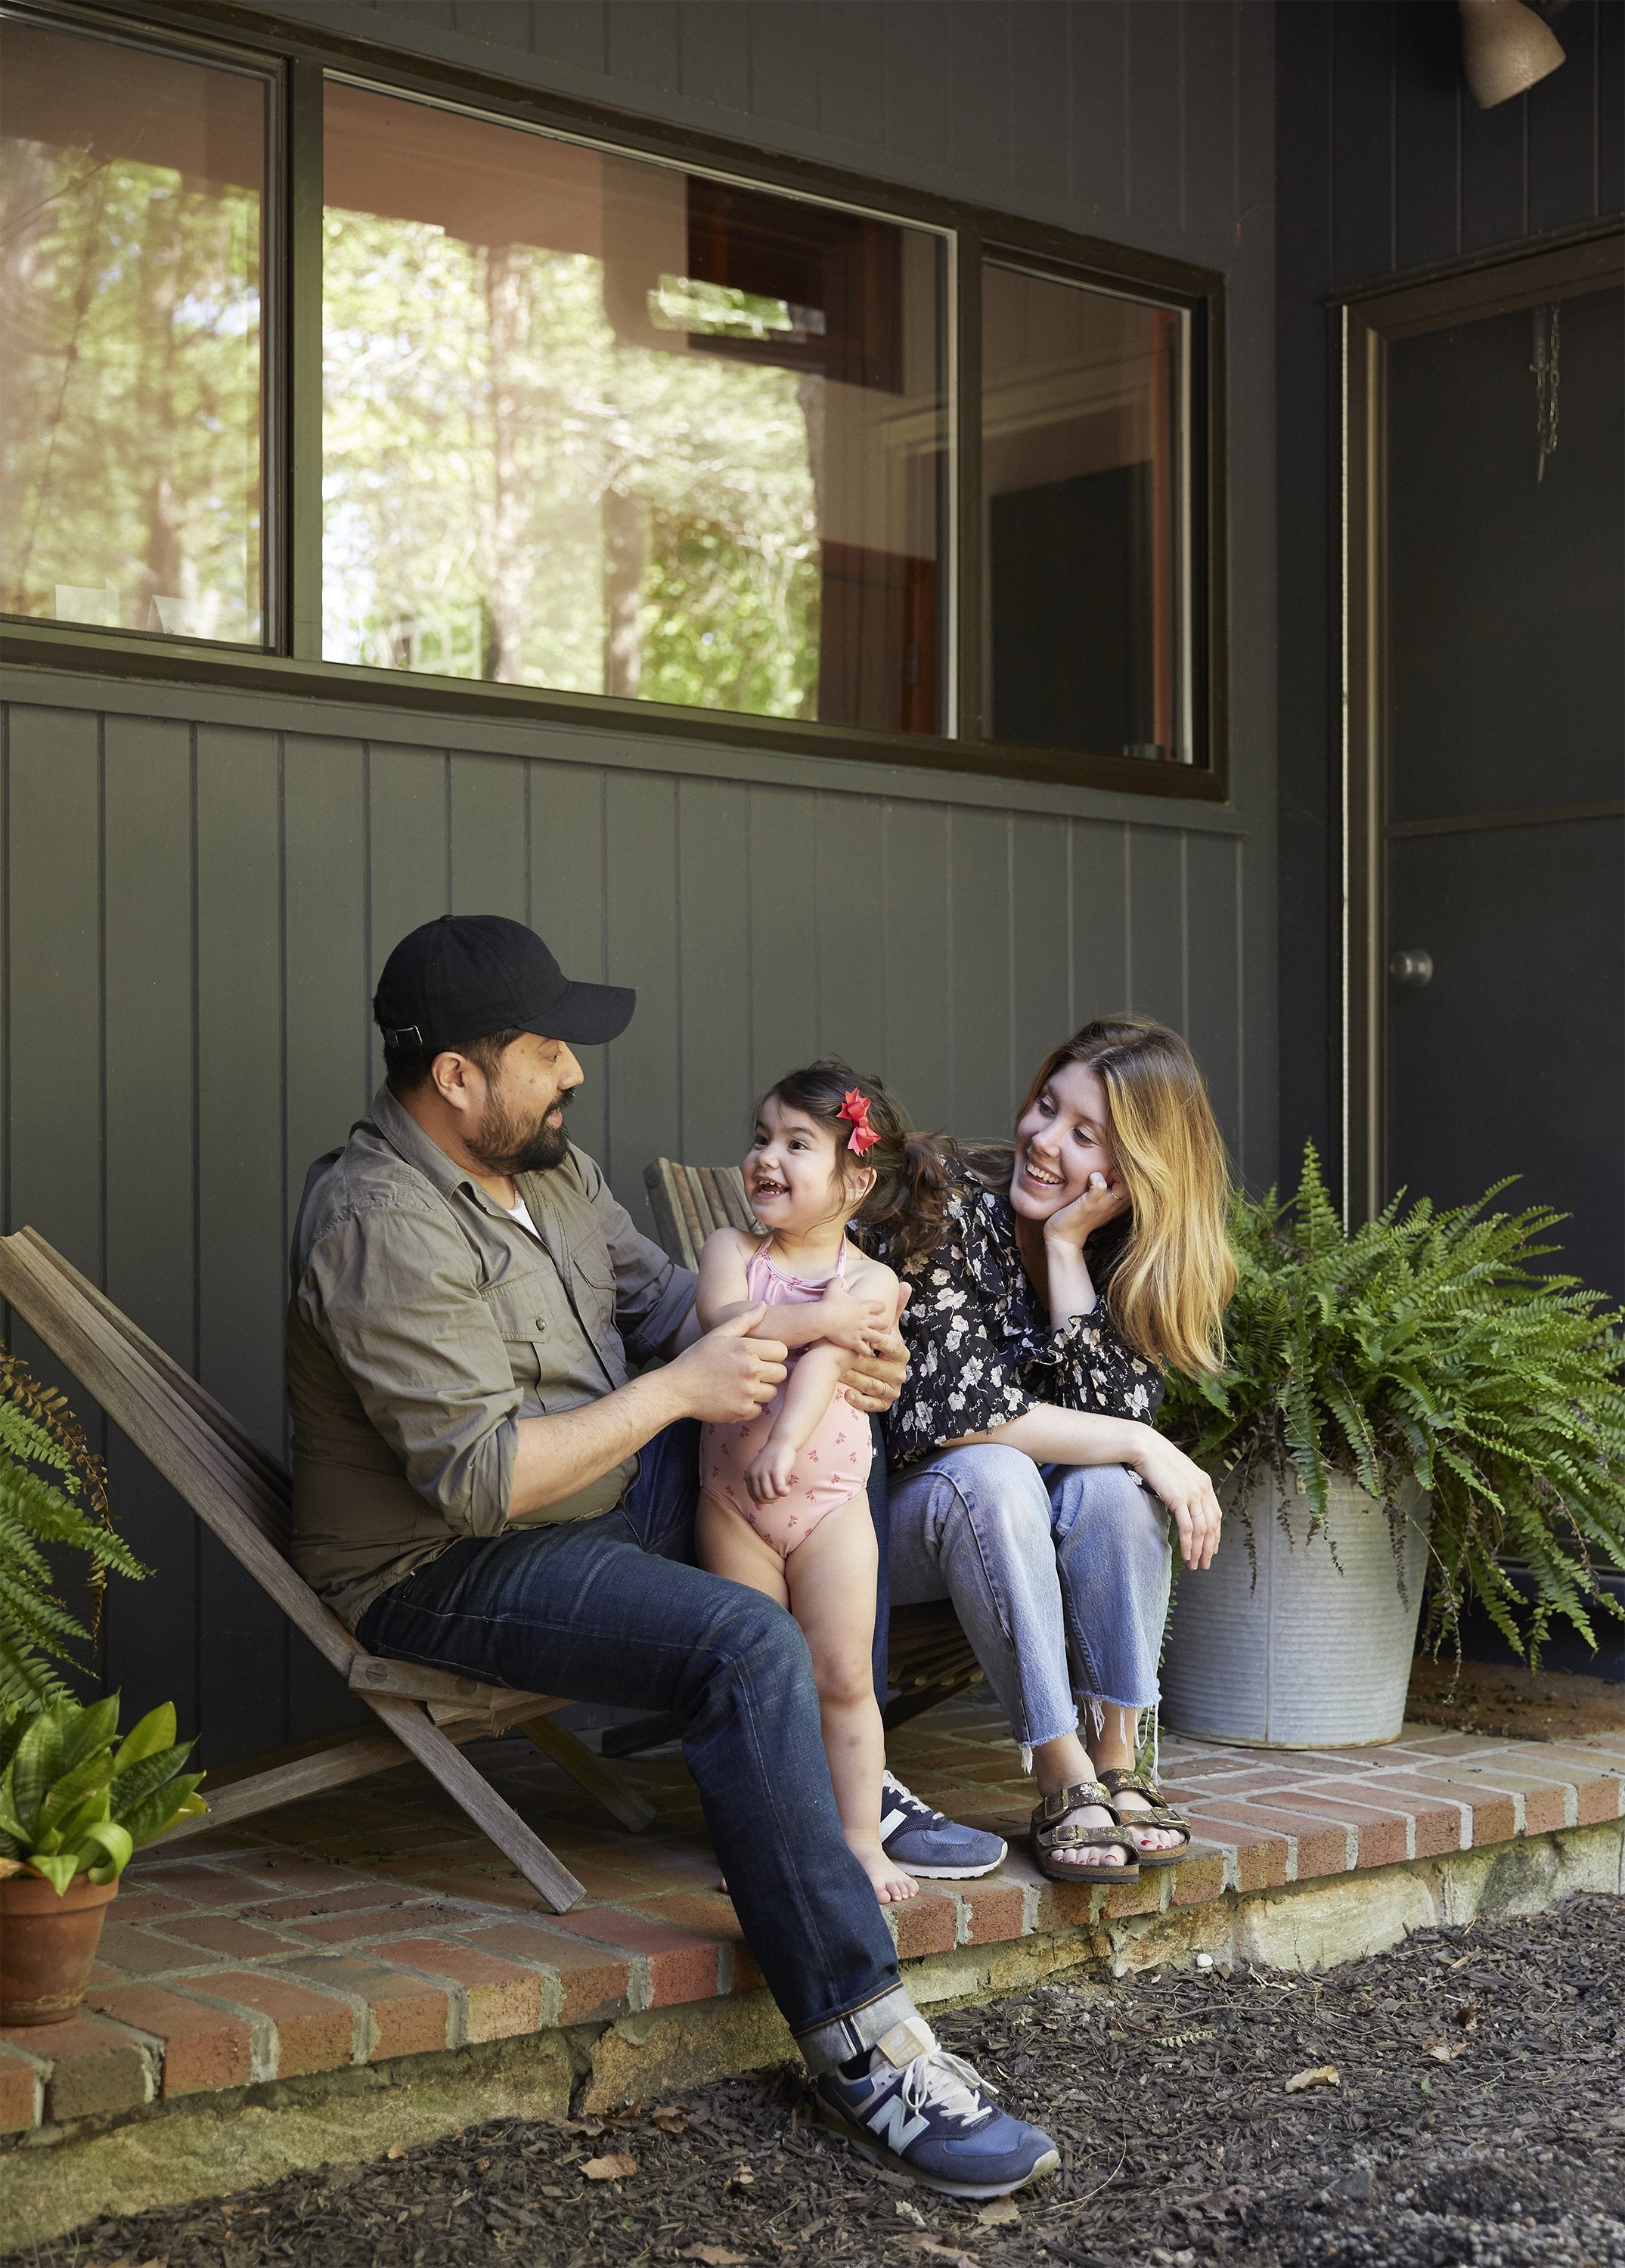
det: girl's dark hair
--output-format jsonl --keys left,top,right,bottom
{"left": 758, "top": 1059, "right": 953, "bottom": 1269}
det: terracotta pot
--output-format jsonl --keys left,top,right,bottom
{"left": 0, "top": 1870, "right": 119, "bottom": 2025}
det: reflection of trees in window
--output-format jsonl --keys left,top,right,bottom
{"left": 321, "top": 85, "right": 946, "bottom": 727}
{"left": 322, "top": 217, "right": 821, "bottom": 714}
{"left": 0, "top": 23, "right": 263, "bottom": 641}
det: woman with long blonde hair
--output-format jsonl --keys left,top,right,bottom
{"left": 867, "top": 1017, "right": 1234, "bottom": 1882}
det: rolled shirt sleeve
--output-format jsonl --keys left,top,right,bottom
{"left": 298, "top": 1197, "right": 519, "bottom": 1538}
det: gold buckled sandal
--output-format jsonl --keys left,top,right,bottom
{"left": 1029, "top": 1780, "right": 1140, "bottom": 1885}
{"left": 1098, "top": 1768, "right": 1192, "bottom": 1868}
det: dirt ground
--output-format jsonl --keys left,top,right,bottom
{"left": 11, "top": 1892, "right": 1623, "bottom": 2268}
{"left": 1406, "top": 1656, "right": 1625, "bottom": 1743}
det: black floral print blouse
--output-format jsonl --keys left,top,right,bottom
{"left": 870, "top": 1166, "right": 1164, "bottom": 1470}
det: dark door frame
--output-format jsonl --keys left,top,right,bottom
{"left": 1335, "top": 223, "right": 1625, "bottom": 1227}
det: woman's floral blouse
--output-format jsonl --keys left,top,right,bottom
{"left": 871, "top": 1165, "right": 1164, "bottom": 1469}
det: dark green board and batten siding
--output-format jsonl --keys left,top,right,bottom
{"left": 0, "top": 0, "right": 1276, "bottom": 1765}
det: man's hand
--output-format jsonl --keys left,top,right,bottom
{"left": 668, "top": 1305, "right": 788, "bottom": 1424}
{"left": 817, "top": 1279, "right": 893, "bottom": 1356}
{"left": 1127, "top": 1431, "right": 1223, "bottom": 1570}
{"left": 838, "top": 1284, "right": 910, "bottom": 1414}
{"left": 746, "top": 1439, "right": 799, "bottom": 1504}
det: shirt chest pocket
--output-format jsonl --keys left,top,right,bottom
{"left": 481, "top": 1271, "right": 566, "bottom": 1395}
{"left": 566, "top": 1244, "right": 616, "bottom": 1347}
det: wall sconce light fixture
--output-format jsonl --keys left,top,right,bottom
{"left": 1458, "top": 0, "right": 1567, "bottom": 108}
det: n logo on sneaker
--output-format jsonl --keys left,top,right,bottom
{"left": 867, "top": 2096, "right": 930, "bottom": 2152}
{"left": 879, "top": 1806, "right": 908, "bottom": 1842}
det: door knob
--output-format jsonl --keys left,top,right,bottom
{"left": 1389, "top": 948, "right": 1434, "bottom": 987}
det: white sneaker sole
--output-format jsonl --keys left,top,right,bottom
{"left": 885, "top": 1850, "right": 1008, "bottom": 1879}
{"left": 814, "top": 2102, "right": 1059, "bottom": 2197}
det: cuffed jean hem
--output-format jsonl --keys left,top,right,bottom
{"left": 795, "top": 1982, "right": 921, "bottom": 2076}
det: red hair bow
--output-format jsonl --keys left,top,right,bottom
{"left": 839, "top": 1088, "right": 879, "bottom": 1156}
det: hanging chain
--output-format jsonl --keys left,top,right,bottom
{"left": 1531, "top": 302, "right": 1561, "bottom": 482}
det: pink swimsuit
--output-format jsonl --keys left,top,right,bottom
{"left": 700, "top": 1240, "right": 873, "bottom": 1557}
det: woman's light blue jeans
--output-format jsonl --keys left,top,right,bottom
{"left": 886, "top": 1445, "right": 1172, "bottom": 1751}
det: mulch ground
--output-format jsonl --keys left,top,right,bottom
{"left": 11, "top": 1895, "right": 1623, "bottom": 2268}
{"left": 1405, "top": 1658, "right": 1625, "bottom": 1744}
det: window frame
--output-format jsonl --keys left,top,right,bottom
{"left": 1, "top": 0, "right": 1228, "bottom": 803}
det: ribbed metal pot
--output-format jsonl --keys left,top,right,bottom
{"left": 1161, "top": 1472, "right": 1432, "bottom": 1748}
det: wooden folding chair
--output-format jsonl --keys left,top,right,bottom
{"left": 0, "top": 1228, "right": 658, "bottom": 1914}
{"left": 641, "top": 1160, "right": 986, "bottom": 1730}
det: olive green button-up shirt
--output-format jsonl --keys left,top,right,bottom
{"left": 287, "top": 1085, "right": 696, "bottom": 1631}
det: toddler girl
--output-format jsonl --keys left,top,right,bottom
{"left": 697, "top": 1061, "right": 913, "bottom": 1904}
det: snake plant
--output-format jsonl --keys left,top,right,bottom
{"left": 0, "top": 1695, "right": 206, "bottom": 1895}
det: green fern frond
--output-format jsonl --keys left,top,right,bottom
{"left": 0, "top": 1354, "right": 150, "bottom": 1724}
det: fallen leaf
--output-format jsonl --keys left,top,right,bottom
{"left": 386, "top": 2143, "right": 408, "bottom": 2161}
{"left": 1422, "top": 2037, "right": 1467, "bottom": 2063}
{"left": 650, "top": 2102, "right": 691, "bottom": 2133}
{"left": 724, "top": 2162, "right": 755, "bottom": 2189}
{"left": 905, "top": 2241, "right": 978, "bottom": 2266}
{"left": 581, "top": 2152, "right": 638, "bottom": 2181}
{"left": 978, "top": 2196, "right": 1021, "bottom": 2225}
{"left": 1284, "top": 2065, "right": 1340, "bottom": 2093}
{"left": 895, "top": 2197, "right": 928, "bottom": 2226}
{"left": 680, "top": 2249, "right": 749, "bottom": 2266}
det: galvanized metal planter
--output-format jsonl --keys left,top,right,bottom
{"left": 1162, "top": 1472, "right": 1433, "bottom": 1748}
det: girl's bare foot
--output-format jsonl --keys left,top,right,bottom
{"left": 847, "top": 1836, "right": 919, "bottom": 1904}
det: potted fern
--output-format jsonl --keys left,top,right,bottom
{"left": 0, "top": 1695, "right": 206, "bottom": 2023}
{"left": 1159, "top": 1148, "right": 1625, "bottom": 1746}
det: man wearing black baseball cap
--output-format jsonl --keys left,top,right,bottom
{"left": 287, "top": 915, "right": 1056, "bottom": 2200}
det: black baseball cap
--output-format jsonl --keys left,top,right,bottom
{"left": 374, "top": 915, "right": 636, "bottom": 1055}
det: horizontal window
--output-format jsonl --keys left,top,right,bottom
{"left": 322, "top": 83, "right": 948, "bottom": 733}
{"left": 985, "top": 260, "right": 1190, "bottom": 764}
{"left": 0, "top": 5, "right": 1222, "bottom": 791}
{"left": 0, "top": 9, "right": 267, "bottom": 644}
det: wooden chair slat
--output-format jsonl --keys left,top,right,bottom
{"left": 695, "top": 1167, "right": 731, "bottom": 1240}
{"left": 643, "top": 1163, "right": 695, "bottom": 1274}
{"left": 672, "top": 1167, "right": 708, "bottom": 1269}
{"left": 718, "top": 1170, "right": 758, "bottom": 1234}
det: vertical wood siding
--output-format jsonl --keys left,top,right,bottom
{"left": 258, "top": 0, "right": 1268, "bottom": 273}
{"left": 2, "top": 0, "right": 1276, "bottom": 1765}
{"left": 1274, "top": 0, "right": 1623, "bottom": 1169}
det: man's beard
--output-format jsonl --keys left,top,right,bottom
{"left": 469, "top": 1080, "right": 573, "bottom": 1177}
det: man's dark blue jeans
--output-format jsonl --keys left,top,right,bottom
{"left": 355, "top": 1418, "right": 911, "bottom": 2072}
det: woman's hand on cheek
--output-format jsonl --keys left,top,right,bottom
{"left": 1044, "top": 1171, "right": 1131, "bottom": 1250}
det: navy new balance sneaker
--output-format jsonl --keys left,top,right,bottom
{"left": 879, "top": 1771, "right": 1007, "bottom": 1879}
{"left": 814, "top": 2023, "right": 1059, "bottom": 2198}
